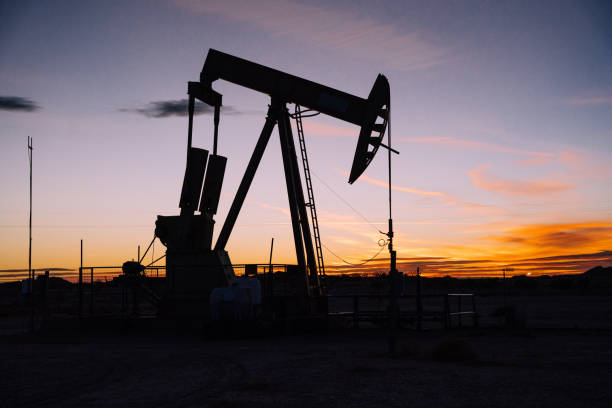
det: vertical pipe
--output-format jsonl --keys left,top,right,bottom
{"left": 28, "top": 136, "right": 33, "bottom": 333}
{"left": 472, "top": 295, "right": 478, "bottom": 327}
{"left": 28, "top": 137, "right": 32, "bottom": 286}
{"left": 353, "top": 296, "right": 359, "bottom": 329}
{"left": 213, "top": 105, "right": 220, "bottom": 155}
{"left": 187, "top": 95, "right": 195, "bottom": 157}
{"left": 79, "top": 239, "right": 83, "bottom": 318}
{"left": 458, "top": 296, "right": 462, "bottom": 328}
{"left": 30, "top": 269, "right": 35, "bottom": 331}
{"left": 137, "top": 245, "right": 140, "bottom": 264}
{"left": 385, "top": 104, "right": 399, "bottom": 356}
{"left": 277, "top": 108, "right": 307, "bottom": 276}
{"left": 503, "top": 267, "right": 507, "bottom": 308}
{"left": 90, "top": 267, "right": 94, "bottom": 314}
{"left": 416, "top": 266, "right": 422, "bottom": 331}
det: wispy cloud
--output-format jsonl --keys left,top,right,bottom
{"left": 468, "top": 164, "right": 574, "bottom": 195}
{"left": 557, "top": 150, "right": 612, "bottom": 179}
{"left": 483, "top": 222, "right": 612, "bottom": 250}
{"left": 258, "top": 202, "right": 291, "bottom": 217}
{"left": 325, "top": 250, "right": 612, "bottom": 277}
{"left": 402, "top": 136, "right": 554, "bottom": 159}
{"left": 119, "top": 99, "right": 252, "bottom": 118}
{"left": 176, "top": 0, "right": 447, "bottom": 71}
{"left": 351, "top": 172, "right": 499, "bottom": 212}
{"left": 301, "top": 121, "right": 357, "bottom": 138}
{"left": 0, "top": 96, "right": 40, "bottom": 112}
{"left": 565, "top": 95, "right": 612, "bottom": 106}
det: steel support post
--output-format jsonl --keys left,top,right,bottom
{"left": 215, "top": 104, "right": 278, "bottom": 251}
{"left": 278, "top": 109, "right": 319, "bottom": 287}
{"left": 187, "top": 95, "right": 195, "bottom": 156}
{"left": 276, "top": 105, "right": 307, "bottom": 276}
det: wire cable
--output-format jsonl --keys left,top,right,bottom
{"left": 145, "top": 254, "right": 166, "bottom": 268}
{"left": 322, "top": 241, "right": 388, "bottom": 266}
{"left": 311, "top": 171, "right": 385, "bottom": 235}
{"left": 138, "top": 235, "right": 156, "bottom": 264}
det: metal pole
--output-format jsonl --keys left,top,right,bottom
{"left": 281, "top": 111, "right": 319, "bottom": 289}
{"left": 28, "top": 137, "right": 34, "bottom": 331}
{"left": 215, "top": 103, "right": 278, "bottom": 251}
{"left": 79, "top": 239, "right": 83, "bottom": 318}
{"left": 137, "top": 245, "right": 140, "bottom": 264}
{"left": 213, "top": 105, "right": 220, "bottom": 155}
{"left": 353, "top": 296, "right": 359, "bottom": 329}
{"left": 277, "top": 108, "right": 307, "bottom": 273}
{"left": 416, "top": 266, "right": 422, "bottom": 331}
{"left": 187, "top": 95, "right": 195, "bottom": 157}
{"left": 90, "top": 267, "right": 94, "bottom": 314}
{"left": 503, "top": 267, "right": 507, "bottom": 308}
{"left": 386, "top": 104, "right": 399, "bottom": 356}
{"left": 268, "top": 237, "right": 274, "bottom": 298}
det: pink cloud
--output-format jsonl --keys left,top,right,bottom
{"left": 468, "top": 165, "right": 575, "bottom": 195}
{"left": 402, "top": 136, "right": 554, "bottom": 158}
{"left": 176, "top": 0, "right": 447, "bottom": 71}
{"left": 347, "top": 172, "right": 500, "bottom": 212}
{"left": 557, "top": 150, "right": 612, "bottom": 179}
{"left": 517, "top": 155, "right": 554, "bottom": 166}
{"left": 565, "top": 96, "right": 612, "bottom": 106}
{"left": 301, "top": 121, "right": 357, "bottom": 138}
{"left": 258, "top": 202, "right": 290, "bottom": 216}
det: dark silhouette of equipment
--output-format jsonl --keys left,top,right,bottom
{"left": 294, "top": 105, "right": 325, "bottom": 282}
{"left": 156, "top": 49, "right": 389, "bottom": 318}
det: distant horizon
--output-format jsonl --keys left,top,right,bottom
{"left": 2, "top": 249, "right": 610, "bottom": 283}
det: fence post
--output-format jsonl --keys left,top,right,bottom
{"left": 472, "top": 294, "right": 478, "bottom": 327}
{"left": 416, "top": 267, "right": 422, "bottom": 331}
{"left": 90, "top": 267, "right": 94, "bottom": 314}
{"left": 457, "top": 295, "right": 462, "bottom": 328}
{"left": 41, "top": 270, "right": 49, "bottom": 328}
{"left": 444, "top": 294, "right": 449, "bottom": 329}
{"left": 78, "top": 267, "right": 83, "bottom": 319}
{"left": 353, "top": 296, "right": 359, "bottom": 329}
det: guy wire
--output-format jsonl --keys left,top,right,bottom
{"left": 311, "top": 171, "right": 384, "bottom": 235}
{"left": 322, "top": 242, "right": 387, "bottom": 266}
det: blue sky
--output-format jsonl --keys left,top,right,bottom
{"left": 1, "top": 0, "right": 611, "bottom": 276}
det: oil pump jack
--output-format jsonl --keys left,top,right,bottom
{"left": 155, "top": 49, "right": 389, "bottom": 318}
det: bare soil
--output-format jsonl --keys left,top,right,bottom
{"left": 1, "top": 328, "right": 611, "bottom": 408}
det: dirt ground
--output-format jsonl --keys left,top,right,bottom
{"left": 1, "top": 327, "right": 611, "bottom": 408}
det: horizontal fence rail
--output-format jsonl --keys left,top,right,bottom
{"left": 327, "top": 293, "right": 478, "bottom": 330}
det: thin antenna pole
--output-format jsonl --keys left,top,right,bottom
{"left": 268, "top": 237, "right": 275, "bottom": 266}
{"left": 388, "top": 108, "right": 392, "bottom": 222}
{"left": 28, "top": 137, "right": 33, "bottom": 287}
{"left": 386, "top": 102, "right": 399, "bottom": 356}
{"left": 268, "top": 237, "right": 274, "bottom": 298}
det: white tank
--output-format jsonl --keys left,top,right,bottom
{"left": 209, "top": 277, "right": 261, "bottom": 321}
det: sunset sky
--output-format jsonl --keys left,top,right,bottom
{"left": 1, "top": 0, "right": 611, "bottom": 280}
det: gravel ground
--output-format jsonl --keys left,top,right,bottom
{"left": 1, "top": 328, "right": 611, "bottom": 408}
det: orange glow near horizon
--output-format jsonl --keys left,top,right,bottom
{"left": 2, "top": 221, "right": 610, "bottom": 282}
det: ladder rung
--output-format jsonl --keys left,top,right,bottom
{"left": 294, "top": 105, "right": 325, "bottom": 279}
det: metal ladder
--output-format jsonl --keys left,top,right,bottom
{"left": 294, "top": 105, "right": 326, "bottom": 284}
